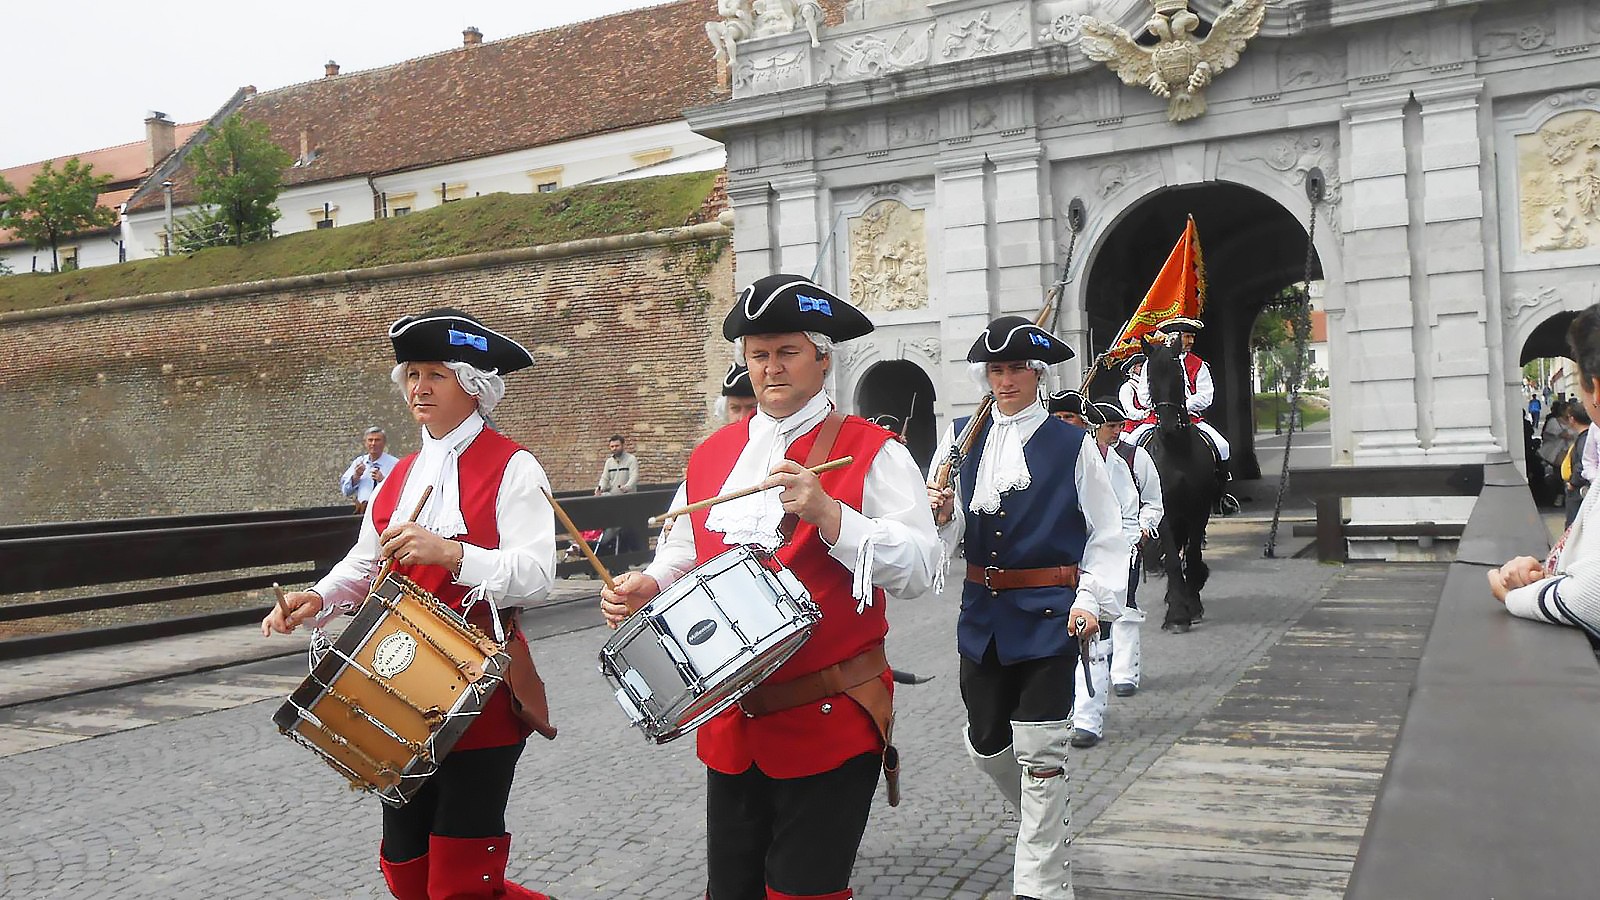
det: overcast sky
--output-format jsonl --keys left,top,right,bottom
{"left": 2, "top": 0, "right": 678, "bottom": 167}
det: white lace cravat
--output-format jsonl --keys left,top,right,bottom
{"left": 395, "top": 412, "right": 484, "bottom": 540}
{"left": 704, "top": 390, "right": 833, "bottom": 549}
{"left": 970, "top": 402, "right": 1044, "bottom": 514}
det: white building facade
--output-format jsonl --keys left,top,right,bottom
{"left": 687, "top": 0, "right": 1600, "bottom": 551}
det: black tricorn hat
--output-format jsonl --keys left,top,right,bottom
{"left": 1047, "top": 390, "right": 1100, "bottom": 423}
{"left": 722, "top": 274, "right": 874, "bottom": 343}
{"left": 1092, "top": 401, "right": 1128, "bottom": 425}
{"left": 721, "top": 363, "right": 755, "bottom": 398}
{"left": 1121, "top": 353, "right": 1147, "bottom": 372}
{"left": 1156, "top": 316, "right": 1204, "bottom": 335}
{"left": 967, "top": 315, "right": 1074, "bottom": 364}
{"left": 389, "top": 308, "right": 534, "bottom": 374}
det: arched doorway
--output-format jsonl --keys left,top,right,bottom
{"left": 855, "top": 360, "right": 937, "bottom": 471}
{"left": 1518, "top": 310, "right": 1583, "bottom": 507}
{"left": 1082, "top": 182, "right": 1322, "bottom": 479}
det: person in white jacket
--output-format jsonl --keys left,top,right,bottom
{"left": 1094, "top": 402, "right": 1164, "bottom": 699}
{"left": 1492, "top": 304, "right": 1600, "bottom": 642}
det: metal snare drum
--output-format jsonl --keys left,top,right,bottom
{"left": 273, "top": 574, "right": 509, "bottom": 806}
{"left": 599, "top": 545, "right": 821, "bottom": 744}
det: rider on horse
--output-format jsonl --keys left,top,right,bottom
{"left": 1117, "top": 354, "right": 1149, "bottom": 428}
{"left": 1123, "top": 317, "right": 1230, "bottom": 474}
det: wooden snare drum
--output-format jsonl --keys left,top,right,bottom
{"left": 273, "top": 573, "right": 509, "bottom": 806}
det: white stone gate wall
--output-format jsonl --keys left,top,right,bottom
{"left": 691, "top": 0, "right": 1600, "bottom": 520}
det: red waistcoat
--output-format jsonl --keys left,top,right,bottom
{"left": 369, "top": 427, "right": 532, "bottom": 751}
{"left": 1131, "top": 353, "right": 1208, "bottom": 430}
{"left": 1181, "top": 351, "right": 1204, "bottom": 394}
{"left": 685, "top": 413, "right": 894, "bottom": 778}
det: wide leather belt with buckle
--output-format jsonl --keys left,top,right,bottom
{"left": 966, "top": 563, "right": 1079, "bottom": 591}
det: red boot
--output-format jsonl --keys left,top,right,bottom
{"left": 378, "top": 845, "right": 429, "bottom": 900}
{"left": 426, "top": 833, "right": 553, "bottom": 900}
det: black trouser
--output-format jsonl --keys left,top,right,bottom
{"left": 706, "top": 753, "right": 882, "bottom": 899}
{"left": 960, "top": 641, "right": 1076, "bottom": 756}
{"left": 381, "top": 741, "right": 525, "bottom": 862}
{"left": 1127, "top": 548, "right": 1141, "bottom": 610}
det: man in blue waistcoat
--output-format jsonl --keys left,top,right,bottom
{"left": 929, "top": 316, "right": 1126, "bottom": 900}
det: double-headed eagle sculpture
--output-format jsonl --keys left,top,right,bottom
{"left": 1079, "top": 0, "right": 1267, "bottom": 122}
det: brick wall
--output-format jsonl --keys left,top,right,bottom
{"left": 0, "top": 227, "right": 734, "bottom": 524}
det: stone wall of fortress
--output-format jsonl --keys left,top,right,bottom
{"left": 0, "top": 224, "right": 733, "bottom": 524}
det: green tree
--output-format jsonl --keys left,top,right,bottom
{"left": 0, "top": 158, "right": 115, "bottom": 273}
{"left": 183, "top": 114, "right": 292, "bottom": 247}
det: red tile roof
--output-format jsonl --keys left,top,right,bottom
{"left": 128, "top": 0, "right": 727, "bottom": 214}
{"left": 1, "top": 123, "right": 203, "bottom": 246}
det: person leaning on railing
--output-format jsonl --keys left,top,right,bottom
{"left": 1490, "top": 304, "right": 1600, "bottom": 643}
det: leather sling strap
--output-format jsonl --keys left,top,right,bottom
{"left": 777, "top": 411, "right": 847, "bottom": 544}
{"left": 739, "top": 642, "right": 902, "bottom": 807}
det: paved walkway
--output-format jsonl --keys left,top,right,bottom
{"left": 0, "top": 520, "right": 1438, "bottom": 900}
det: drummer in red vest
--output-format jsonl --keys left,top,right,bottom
{"left": 1124, "top": 317, "right": 1231, "bottom": 467}
{"left": 601, "top": 274, "right": 941, "bottom": 900}
{"left": 263, "top": 308, "right": 558, "bottom": 900}
{"left": 928, "top": 318, "right": 1126, "bottom": 900}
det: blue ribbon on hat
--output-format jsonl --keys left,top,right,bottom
{"left": 1030, "top": 333, "right": 1051, "bottom": 347}
{"left": 797, "top": 295, "right": 833, "bottom": 316}
{"left": 448, "top": 329, "right": 488, "bottom": 352}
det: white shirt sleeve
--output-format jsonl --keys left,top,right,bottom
{"left": 1074, "top": 436, "right": 1129, "bottom": 622}
{"left": 311, "top": 451, "right": 557, "bottom": 616}
{"left": 824, "top": 438, "right": 942, "bottom": 600}
{"left": 1505, "top": 496, "right": 1600, "bottom": 632}
{"left": 1188, "top": 359, "right": 1214, "bottom": 414}
{"left": 1135, "top": 370, "right": 1152, "bottom": 408}
{"left": 1134, "top": 446, "right": 1165, "bottom": 534}
{"left": 1103, "top": 450, "right": 1141, "bottom": 546}
{"left": 1119, "top": 380, "right": 1142, "bottom": 417}
{"left": 339, "top": 457, "right": 362, "bottom": 499}
{"left": 643, "top": 482, "right": 697, "bottom": 592}
{"left": 453, "top": 450, "right": 557, "bottom": 609}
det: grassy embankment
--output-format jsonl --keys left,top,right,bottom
{"left": 1253, "top": 392, "right": 1330, "bottom": 431}
{"left": 0, "top": 170, "right": 719, "bottom": 314}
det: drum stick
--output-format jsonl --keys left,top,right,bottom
{"left": 374, "top": 484, "right": 435, "bottom": 586}
{"left": 540, "top": 487, "right": 616, "bottom": 592}
{"left": 272, "top": 583, "right": 291, "bottom": 620}
{"left": 646, "top": 456, "right": 856, "bottom": 527}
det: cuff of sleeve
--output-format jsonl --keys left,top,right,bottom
{"left": 1071, "top": 594, "right": 1099, "bottom": 617}
{"left": 641, "top": 564, "right": 679, "bottom": 594}
{"left": 824, "top": 501, "right": 870, "bottom": 560}
{"left": 1503, "top": 582, "right": 1541, "bottom": 620}
{"left": 456, "top": 542, "right": 494, "bottom": 586}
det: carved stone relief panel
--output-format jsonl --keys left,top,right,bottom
{"left": 817, "top": 121, "right": 866, "bottom": 158}
{"left": 1279, "top": 48, "right": 1346, "bottom": 90}
{"left": 1517, "top": 107, "right": 1600, "bottom": 253}
{"left": 1226, "top": 130, "right": 1343, "bottom": 213}
{"left": 732, "top": 48, "right": 809, "bottom": 96}
{"left": 819, "top": 23, "right": 937, "bottom": 81}
{"left": 848, "top": 199, "right": 929, "bottom": 312}
{"left": 1473, "top": 10, "right": 1554, "bottom": 59}
{"left": 886, "top": 107, "right": 939, "bottom": 149}
{"left": 1039, "top": 77, "right": 1122, "bottom": 127}
{"left": 939, "top": 5, "right": 1029, "bottom": 61}
{"left": 1086, "top": 151, "right": 1160, "bottom": 203}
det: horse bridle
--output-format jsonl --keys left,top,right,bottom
{"left": 1153, "top": 400, "right": 1189, "bottom": 429}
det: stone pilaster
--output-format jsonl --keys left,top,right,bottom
{"left": 1415, "top": 79, "right": 1502, "bottom": 459}
{"left": 1342, "top": 90, "right": 1424, "bottom": 461}
{"left": 727, "top": 180, "right": 776, "bottom": 283}
{"left": 770, "top": 173, "right": 825, "bottom": 282}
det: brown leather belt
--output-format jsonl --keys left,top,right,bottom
{"left": 739, "top": 644, "right": 888, "bottom": 716}
{"left": 965, "top": 563, "right": 1079, "bottom": 591}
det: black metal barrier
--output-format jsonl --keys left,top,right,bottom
{"left": 0, "top": 487, "right": 676, "bottom": 660}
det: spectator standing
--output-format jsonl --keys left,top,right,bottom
{"left": 594, "top": 435, "right": 639, "bottom": 495}
{"left": 339, "top": 426, "right": 399, "bottom": 513}
{"left": 1565, "top": 403, "right": 1592, "bottom": 526}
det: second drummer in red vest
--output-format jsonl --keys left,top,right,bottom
{"left": 601, "top": 274, "right": 941, "bottom": 900}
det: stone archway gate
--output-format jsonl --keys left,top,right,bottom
{"left": 688, "top": 0, "right": 1600, "bottom": 496}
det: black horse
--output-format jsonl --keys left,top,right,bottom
{"left": 1138, "top": 336, "right": 1219, "bottom": 632}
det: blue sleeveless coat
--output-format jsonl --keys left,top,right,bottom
{"left": 956, "top": 414, "right": 1091, "bottom": 665}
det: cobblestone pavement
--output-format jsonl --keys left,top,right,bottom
{"left": 0, "top": 522, "right": 1338, "bottom": 899}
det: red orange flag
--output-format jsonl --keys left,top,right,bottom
{"left": 1103, "top": 215, "right": 1207, "bottom": 363}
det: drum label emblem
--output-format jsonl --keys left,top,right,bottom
{"left": 687, "top": 619, "right": 719, "bottom": 646}
{"left": 373, "top": 632, "right": 418, "bottom": 678}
